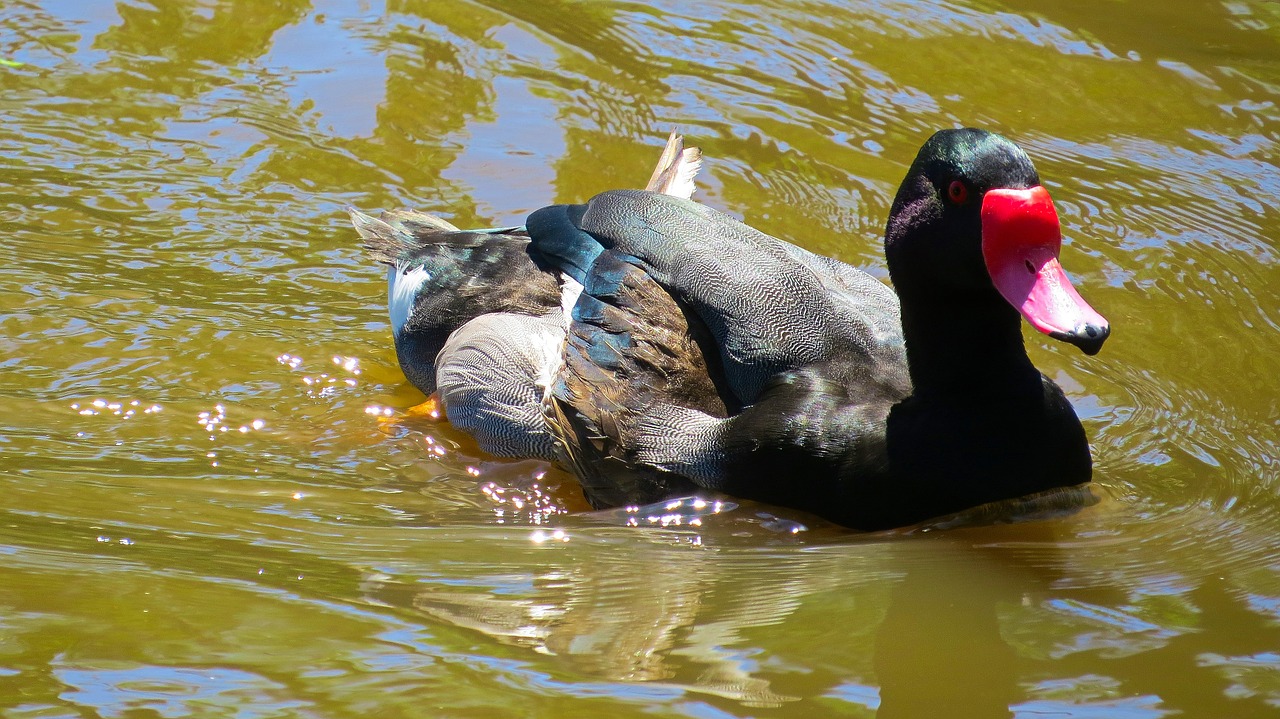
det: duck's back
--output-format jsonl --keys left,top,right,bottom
{"left": 529, "top": 190, "right": 912, "bottom": 507}
{"left": 531, "top": 190, "right": 909, "bottom": 406}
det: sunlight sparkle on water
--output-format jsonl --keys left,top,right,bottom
{"left": 332, "top": 355, "right": 361, "bottom": 374}
{"left": 615, "top": 497, "right": 738, "bottom": 528}
{"left": 279, "top": 351, "right": 362, "bottom": 396}
{"left": 530, "top": 529, "right": 569, "bottom": 544}
{"left": 481, "top": 481, "right": 565, "bottom": 525}
{"left": 197, "top": 405, "right": 266, "bottom": 435}
{"left": 70, "top": 398, "right": 162, "bottom": 419}
{"left": 193, "top": 403, "right": 268, "bottom": 466}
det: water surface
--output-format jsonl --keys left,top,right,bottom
{"left": 1, "top": 1, "right": 1278, "bottom": 717}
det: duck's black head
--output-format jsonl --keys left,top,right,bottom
{"left": 885, "top": 128, "right": 1109, "bottom": 356}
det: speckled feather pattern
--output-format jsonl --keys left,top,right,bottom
{"left": 551, "top": 251, "right": 727, "bottom": 506}
{"left": 351, "top": 133, "right": 705, "bottom": 468}
{"left": 574, "top": 191, "right": 908, "bottom": 404}
{"left": 530, "top": 189, "right": 912, "bottom": 505}
{"left": 436, "top": 311, "right": 563, "bottom": 459}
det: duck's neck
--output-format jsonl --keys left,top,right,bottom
{"left": 896, "top": 285, "right": 1040, "bottom": 394}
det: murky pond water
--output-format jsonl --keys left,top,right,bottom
{"left": 2, "top": 1, "right": 1278, "bottom": 717}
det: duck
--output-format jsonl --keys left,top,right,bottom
{"left": 350, "top": 131, "right": 702, "bottom": 460}
{"left": 357, "top": 128, "right": 1111, "bottom": 531}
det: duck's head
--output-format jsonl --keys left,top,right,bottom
{"left": 885, "top": 128, "right": 1109, "bottom": 355}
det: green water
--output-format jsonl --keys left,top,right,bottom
{"left": 1, "top": 1, "right": 1278, "bottom": 717}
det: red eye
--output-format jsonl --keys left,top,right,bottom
{"left": 947, "top": 180, "right": 969, "bottom": 204}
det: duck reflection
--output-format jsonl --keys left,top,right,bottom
{"left": 872, "top": 537, "right": 1035, "bottom": 718}
{"left": 401, "top": 521, "right": 827, "bottom": 706}
{"left": 362, "top": 494, "right": 1280, "bottom": 716}
{"left": 361, "top": 495, "right": 1097, "bottom": 714}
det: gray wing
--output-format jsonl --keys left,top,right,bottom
{"left": 574, "top": 190, "right": 906, "bottom": 404}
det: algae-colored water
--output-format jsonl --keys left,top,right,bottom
{"left": 1, "top": 1, "right": 1277, "bottom": 717}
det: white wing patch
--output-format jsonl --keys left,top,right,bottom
{"left": 388, "top": 265, "right": 431, "bottom": 337}
{"left": 541, "top": 273, "right": 583, "bottom": 405}
{"left": 558, "top": 273, "right": 584, "bottom": 327}
{"left": 531, "top": 316, "right": 567, "bottom": 403}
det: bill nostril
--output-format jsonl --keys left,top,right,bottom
{"left": 1054, "top": 323, "right": 1111, "bottom": 356}
{"left": 1024, "top": 260, "right": 1035, "bottom": 274}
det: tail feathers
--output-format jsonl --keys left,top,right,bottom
{"left": 379, "top": 208, "right": 461, "bottom": 234}
{"left": 351, "top": 207, "right": 529, "bottom": 267}
{"left": 348, "top": 207, "right": 460, "bottom": 266}
{"left": 645, "top": 130, "right": 703, "bottom": 200}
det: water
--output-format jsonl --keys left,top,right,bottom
{"left": 1, "top": 1, "right": 1278, "bottom": 717}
